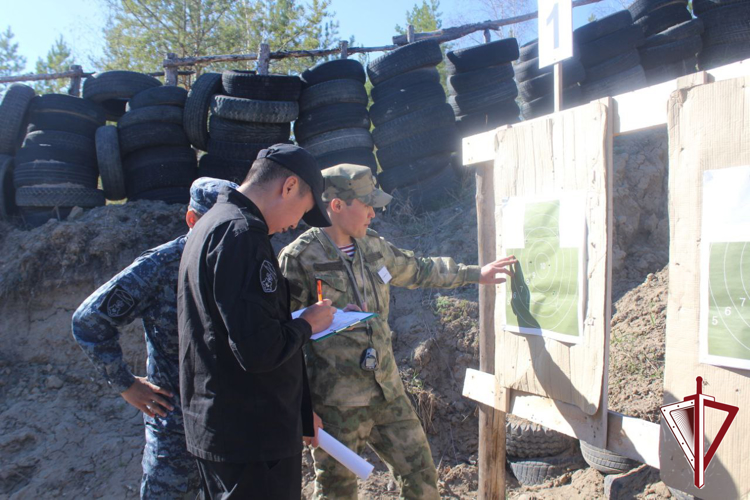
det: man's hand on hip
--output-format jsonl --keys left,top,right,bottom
{"left": 121, "top": 376, "right": 174, "bottom": 418}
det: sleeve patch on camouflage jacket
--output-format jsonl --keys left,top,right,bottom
{"left": 312, "top": 261, "right": 346, "bottom": 272}
{"left": 365, "top": 251, "right": 383, "bottom": 263}
{"left": 98, "top": 285, "right": 137, "bottom": 318}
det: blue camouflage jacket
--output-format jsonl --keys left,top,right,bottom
{"left": 72, "top": 235, "right": 187, "bottom": 430}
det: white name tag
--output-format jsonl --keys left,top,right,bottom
{"left": 378, "top": 266, "right": 392, "bottom": 284}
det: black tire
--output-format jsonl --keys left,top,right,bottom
{"left": 376, "top": 124, "right": 457, "bottom": 170}
{"left": 448, "top": 64, "right": 514, "bottom": 94}
{"left": 698, "top": 40, "right": 750, "bottom": 69}
{"left": 508, "top": 447, "right": 586, "bottom": 486}
{"left": 221, "top": 71, "right": 302, "bottom": 101}
{"left": 301, "top": 59, "right": 366, "bottom": 87}
{"left": 521, "top": 85, "right": 583, "bottom": 119}
{"left": 293, "top": 103, "right": 370, "bottom": 143}
{"left": 518, "top": 62, "right": 586, "bottom": 101}
{"left": 130, "top": 186, "right": 191, "bottom": 204}
{"left": 369, "top": 82, "right": 446, "bottom": 127}
{"left": 367, "top": 40, "right": 443, "bottom": 86}
{"left": 641, "top": 18, "right": 704, "bottom": 49}
{"left": 300, "top": 128, "right": 373, "bottom": 157}
{"left": 15, "top": 143, "right": 97, "bottom": 168}
{"left": 99, "top": 98, "right": 129, "bottom": 121}
{"left": 125, "top": 160, "right": 197, "bottom": 197}
{"left": 0, "top": 155, "right": 16, "bottom": 220}
{"left": 299, "top": 79, "right": 369, "bottom": 112}
{"left": 26, "top": 110, "right": 100, "bottom": 138}
{"left": 372, "top": 104, "right": 455, "bottom": 148}
{"left": 208, "top": 116, "right": 290, "bottom": 143}
{"left": 635, "top": 2, "right": 692, "bottom": 38}
{"left": 445, "top": 38, "right": 520, "bottom": 72}
{"left": 210, "top": 95, "right": 299, "bottom": 123}
{"left": 377, "top": 153, "right": 451, "bottom": 192}
{"left": 448, "top": 79, "right": 518, "bottom": 116}
{"left": 640, "top": 35, "right": 702, "bottom": 70}
{"left": 122, "top": 146, "right": 197, "bottom": 171}
{"left": 15, "top": 185, "right": 105, "bottom": 208}
{"left": 579, "top": 25, "right": 645, "bottom": 67}
{"left": 371, "top": 67, "right": 440, "bottom": 102}
{"left": 584, "top": 50, "right": 641, "bottom": 82}
{"left": 95, "top": 125, "right": 126, "bottom": 201}
{"left": 206, "top": 139, "right": 271, "bottom": 162}
{"left": 645, "top": 57, "right": 697, "bottom": 85}
{"left": 22, "top": 130, "right": 96, "bottom": 156}
{"left": 581, "top": 64, "right": 647, "bottom": 101}
{"left": 518, "top": 39, "right": 539, "bottom": 62}
{"left": 184, "top": 72, "right": 223, "bottom": 152}
{"left": 126, "top": 85, "right": 188, "bottom": 110}
{"left": 82, "top": 71, "right": 162, "bottom": 104}
{"left": 580, "top": 440, "right": 639, "bottom": 474}
{"left": 390, "top": 162, "right": 459, "bottom": 214}
{"left": 629, "top": 0, "right": 683, "bottom": 21}
{"left": 574, "top": 10, "right": 633, "bottom": 44}
{"left": 0, "top": 84, "right": 35, "bottom": 155}
{"left": 117, "top": 105, "right": 184, "bottom": 128}
{"left": 701, "top": 3, "right": 750, "bottom": 46}
{"left": 314, "top": 147, "right": 378, "bottom": 172}
{"left": 118, "top": 122, "right": 190, "bottom": 156}
{"left": 456, "top": 100, "right": 521, "bottom": 137}
{"left": 29, "top": 93, "right": 106, "bottom": 124}
{"left": 694, "top": 0, "right": 746, "bottom": 14}
{"left": 513, "top": 56, "right": 584, "bottom": 84}
{"left": 505, "top": 416, "right": 578, "bottom": 459}
{"left": 198, "top": 154, "right": 253, "bottom": 184}
{"left": 13, "top": 161, "right": 98, "bottom": 189}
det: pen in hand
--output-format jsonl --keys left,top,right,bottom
{"left": 317, "top": 279, "right": 323, "bottom": 303}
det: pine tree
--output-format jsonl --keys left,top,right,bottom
{"left": 33, "top": 36, "right": 76, "bottom": 95}
{"left": 0, "top": 27, "right": 27, "bottom": 93}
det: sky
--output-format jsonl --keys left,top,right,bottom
{"left": 1, "top": 0, "right": 619, "bottom": 74}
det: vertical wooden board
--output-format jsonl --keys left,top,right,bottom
{"left": 661, "top": 77, "right": 750, "bottom": 498}
{"left": 491, "top": 100, "right": 612, "bottom": 422}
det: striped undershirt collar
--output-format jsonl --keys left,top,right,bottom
{"left": 338, "top": 243, "right": 355, "bottom": 258}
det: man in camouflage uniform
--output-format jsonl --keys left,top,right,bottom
{"left": 71, "top": 177, "right": 238, "bottom": 499}
{"left": 278, "top": 164, "right": 517, "bottom": 499}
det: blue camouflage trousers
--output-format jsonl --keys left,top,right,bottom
{"left": 141, "top": 421, "right": 200, "bottom": 499}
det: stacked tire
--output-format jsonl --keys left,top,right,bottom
{"left": 628, "top": 0, "right": 702, "bottom": 85}
{"left": 0, "top": 83, "right": 35, "bottom": 222}
{"left": 115, "top": 84, "right": 196, "bottom": 204}
{"left": 577, "top": 11, "right": 647, "bottom": 102}
{"left": 83, "top": 70, "right": 163, "bottom": 121}
{"left": 198, "top": 70, "right": 299, "bottom": 184}
{"left": 367, "top": 40, "right": 459, "bottom": 213}
{"left": 296, "top": 59, "right": 375, "bottom": 173}
{"left": 445, "top": 38, "right": 521, "bottom": 137}
{"left": 13, "top": 93, "right": 106, "bottom": 226}
{"left": 696, "top": 0, "right": 750, "bottom": 70}
{"left": 514, "top": 39, "right": 586, "bottom": 120}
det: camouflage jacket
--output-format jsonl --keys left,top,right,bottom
{"left": 71, "top": 235, "right": 186, "bottom": 430}
{"left": 278, "top": 227, "right": 481, "bottom": 407}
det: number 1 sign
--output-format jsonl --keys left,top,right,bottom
{"left": 538, "top": 0, "right": 573, "bottom": 69}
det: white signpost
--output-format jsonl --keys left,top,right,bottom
{"left": 538, "top": 0, "right": 573, "bottom": 112}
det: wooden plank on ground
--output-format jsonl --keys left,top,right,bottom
{"left": 490, "top": 100, "right": 612, "bottom": 452}
{"left": 661, "top": 76, "right": 750, "bottom": 499}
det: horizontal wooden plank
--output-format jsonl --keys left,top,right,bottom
{"left": 462, "top": 369, "right": 660, "bottom": 468}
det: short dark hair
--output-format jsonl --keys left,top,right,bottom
{"left": 244, "top": 157, "right": 311, "bottom": 196}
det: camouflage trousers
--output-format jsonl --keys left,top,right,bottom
{"left": 312, "top": 393, "right": 439, "bottom": 500}
{"left": 141, "top": 421, "right": 200, "bottom": 499}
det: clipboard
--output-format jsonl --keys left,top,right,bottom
{"left": 291, "top": 308, "right": 377, "bottom": 341}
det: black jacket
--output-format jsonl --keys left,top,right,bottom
{"left": 178, "top": 187, "right": 314, "bottom": 463}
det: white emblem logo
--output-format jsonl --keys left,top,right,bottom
{"left": 260, "top": 260, "right": 278, "bottom": 293}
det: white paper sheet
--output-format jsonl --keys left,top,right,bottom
{"left": 291, "top": 308, "right": 375, "bottom": 340}
{"left": 317, "top": 429, "right": 374, "bottom": 479}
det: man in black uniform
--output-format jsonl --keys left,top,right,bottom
{"left": 177, "top": 144, "right": 335, "bottom": 499}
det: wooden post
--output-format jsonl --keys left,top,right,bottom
{"left": 553, "top": 62, "right": 563, "bottom": 112}
{"left": 165, "top": 53, "right": 178, "bottom": 86}
{"left": 407, "top": 24, "right": 415, "bottom": 43}
{"left": 257, "top": 43, "right": 270, "bottom": 75}
{"left": 484, "top": 29, "right": 491, "bottom": 43}
{"left": 339, "top": 40, "right": 349, "bottom": 59}
{"left": 476, "top": 163, "right": 506, "bottom": 500}
{"left": 67, "top": 65, "right": 82, "bottom": 96}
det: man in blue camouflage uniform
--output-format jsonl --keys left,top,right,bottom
{"left": 71, "top": 177, "right": 238, "bottom": 500}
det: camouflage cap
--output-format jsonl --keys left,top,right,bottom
{"left": 189, "top": 177, "right": 239, "bottom": 215}
{"left": 321, "top": 164, "right": 392, "bottom": 208}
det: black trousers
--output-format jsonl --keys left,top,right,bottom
{"left": 195, "top": 453, "right": 302, "bottom": 500}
